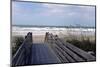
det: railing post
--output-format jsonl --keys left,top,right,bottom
{"left": 24, "top": 32, "right": 33, "bottom": 65}
{"left": 45, "top": 32, "right": 49, "bottom": 42}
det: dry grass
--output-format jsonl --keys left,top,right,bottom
{"left": 62, "top": 34, "right": 96, "bottom": 56}
{"left": 12, "top": 36, "right": 24, "bottom": 56}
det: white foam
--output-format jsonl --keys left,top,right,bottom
{"left": 12, "top": 26, "right": 95, "bottom": 36}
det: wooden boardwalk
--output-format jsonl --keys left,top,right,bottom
{"left": 12, "top": 32, "right": 96, "bottom": 66}
{"left": 31, "top": 43, "right": 60, "bottom": 64}
{"left": 45, "top": 32, "right": 95, "bottom": 62}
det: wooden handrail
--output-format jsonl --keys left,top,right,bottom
{"left": 12, "top": 32, "right": 33, "bottom": 66}
{"left": 45, "top": 32, "right": 96, "bottom": 62}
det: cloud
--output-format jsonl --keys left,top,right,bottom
{"left": 36, "top": 3, "right": 73, "bottom": 16}
{"left": 12, "top": 1, "right": 95, "bottom": 26}
{"left": 37, "top": 3, "right": 95, "bottom": 18}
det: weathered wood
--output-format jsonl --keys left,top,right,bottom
{"left": 45, "top": 32, "right": 96, "bottom": 63}
{"left": 50, "top": 35, "right": 85, "bottom": 62}
{"left": 50, "top": 44, "right": 69, "bottom": 63}
{"left": 15, "top": 49, "right": 25, "bottom": 65}
{"left": 55, "top": 40, "right": 85, "bottom": 62}
{"left": 31, "top": 43, "right": 61, "bottom": 64}
{"left": 12, "top": 32, "right": 33, "bottom": 66}
{"left": 58, "top": 39, "right": 96, "bottom": 61}
{"left": 53, "top": 44, "right": 76, "bottom": 62}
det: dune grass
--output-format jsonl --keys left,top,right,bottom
{"left": 12, "top": 36, "right": 24, "bottom": 57}
{"left": 63, "top": 35, "right": 96, "bottom": 56}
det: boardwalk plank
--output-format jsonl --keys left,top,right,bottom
{"left": 31, "top": 43, "right": 60, "bottom": 64}
{"left": 54, "top": 39, "right": 85, "bottom": 62}
{"left": 58, "top": 39, "right": 96, "bottom": 61}
{"left": 51, "top": 44, "right": 69, "bottom": 63}
{"left": 53, "top": 44, "right": 76, "bottom": 62}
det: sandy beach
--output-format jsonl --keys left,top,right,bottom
{"left": 12, "top": 26, "right": 95, "bottom": 43}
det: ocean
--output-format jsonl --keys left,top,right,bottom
{"left": 12, "top": 25, "right": 95, "bottom": 37}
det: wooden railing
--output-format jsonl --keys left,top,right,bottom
{"left": 45, "top": 32, "right": 96, "bottom": 63}
{"left": 12, "top": 32, "right": 33, "bottom": 66}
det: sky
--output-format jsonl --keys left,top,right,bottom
{"left": 12, "top": 1, "right": 96, "bottom": 27}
